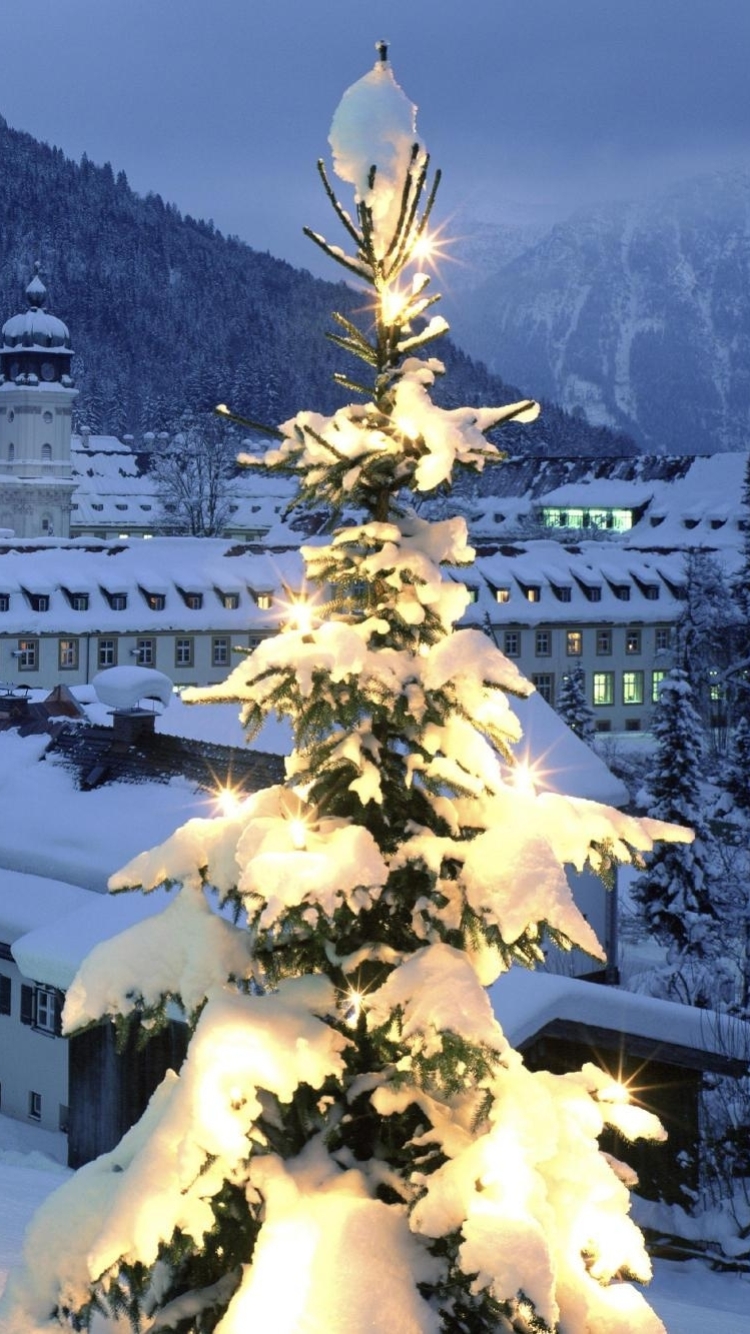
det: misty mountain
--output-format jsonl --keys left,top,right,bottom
{"left": 445, "top": 172, "right": 750, "bottom": 454}
{"left": 0, "top": 114, "right": 633, "bottom": 458}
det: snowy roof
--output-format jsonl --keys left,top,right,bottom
{"left": 1, "top": 268, "right": 71, "bottom": 352}
{"left": 509, "top": 692, "right": 627, "bottom": 806}
{"left": 490, "top": 968, "right": 750, "bottom": 1066}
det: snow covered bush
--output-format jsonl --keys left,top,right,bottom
{"left": 0, "top": 47, "right": 689, "bottom": 1334}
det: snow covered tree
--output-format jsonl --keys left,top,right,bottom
{"left": 632, "top": 669, "right": 717, "bottom": 992}
{"left": 1, "top": 49, "right": 688, "bottom": 1334}
{"left": 676, "top": 548, "right": 741, "bottom": 749}
{"left": 152, "top": 412, "right": 239, "bottom": 535}
{"left": 555, "top": 665, "right": 595, "bottom": 744}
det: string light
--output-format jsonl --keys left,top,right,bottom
{"left": 215, "top": 785, "right": 244, "bottom": 816}
{"left": 344, "top": 988, "right": 364, "bottom": 1027}
{"left": 381, "top": 286, "right": 407, "bottom": 324}
{"left": 282, "top": 592, "right": 318, "bottom": 636}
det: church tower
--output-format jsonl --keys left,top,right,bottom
{"left": 0, "top": 264, "right": 77, "bottom": 537}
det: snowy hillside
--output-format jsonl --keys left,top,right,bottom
{"left": 446, "top": 171, "right": 750, "bottom": 455}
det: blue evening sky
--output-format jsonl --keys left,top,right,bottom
{"left": 3, "top": 1, "right": 749, "bottom": 275}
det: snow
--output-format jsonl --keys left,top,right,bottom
{"left": 329, "top": 54, "right": 424, "bottom": 260}
{"left": 92, "top": 665, "right": 173, "bottom": 709}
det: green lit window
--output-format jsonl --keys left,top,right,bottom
{"left": 651, "top": 670, "right": 667, "bottom": 702}
{"left": 593, "top": 672, "right": 614, "bottom": 706}
{"left": 623, "top": 671, "right": 644, "bottom": 705}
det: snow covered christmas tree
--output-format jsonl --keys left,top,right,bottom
{"left": 1, "top": 47, "right": 689, "bottom": 1334}
{"left": 555, "top": 665, "right": 595, "bottom": 745}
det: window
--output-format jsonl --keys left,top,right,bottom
{"left": 17, "top": 638, "right": 38, "bottom": 671}
{"left": 28, "top": 1091, "right": 42, "bottom": 1122}
{"left": 495, "top": 587, "right": 510, "bottom": 604}
{"left": 135, "top": 638, "right": 155, "bottom": 667}
{"left": 586, "top": 586, "right": 602, "bottom": 603}
{"left": 98, "top": 638, "right": 117, "bottom": 668}
{"left": 7, "top": 443, "right": 14, "bottom": 461}
{"left": 143, "top": 591, "right": 166, "bottom": 611}
{"left": 593, "top": 672, "right": 614, "bottom": 706}
{"left": 465, "top": 587, "right": 479, "bottom": 603}
{"left": 504, "top": 631, "right": 520, "bottom": 658}
{"left": 596, "top": 629, "right": 612, "bottom": 656}
{"left": 651, "top": 670, "right": 667, "bottom": 702}
{"left": 183, "top": 592, "right": 203, "bottom": 610}
{"left": 255, "top": 593, "right": 273, "bottom": 611}
{"left": 566, "top": 630, "right": 582, "bottom": 656}
{"left": 643, "top": 585, "right": 659, "bottom": 601}
{"left": 212, "top": 637, "right": 230, "bottom": 667}
{"left": 625, "top": 629, "right": 642, "bottom": 655}
{"left": 21, "top": 985, "right": 59, "bottom": 1034}
{"left": 535, "top": 630, "right": 551, "bottom": 656}
{"left": 105, "top": 591, "right": 127, "bottom": 611}
{"left": 67, "top": 592, "right": 89, "bottom": 611}
{"left": 612, "top": 584, "right": 631, "bottom": 601}
{"left": 532, "top": 673, "right": 555, "bottom": 704}
{"left": 58, "top": 638, "right": 79, "bottom": 671}
{"left": 221, "top": 592, "right": 240, "bottom": 610}
{"left": 41, "top": 443, "right": 52, "bottom": 462}
{"left": 0, "top": 594, "right": 9, "bottom": 612}
{"left": 0, "top": 975, "right": 10, "bottom": 1016}
{"left": 27, "top": 593, "right": 49, "bottom": 612}
{"left": 175, "top": 637, "right": 194, "bottom": 668}
{"left": 35, "top": 987, "right": 57, "bottom": 1034}
{"left": 525, "top": 586, "right": 541, "bottom": 603}
{"left": 655, "top": 627, "right": 671, "bottom": 652}
{"left": 623, "top": 670, "right": 644, "bottom": 705}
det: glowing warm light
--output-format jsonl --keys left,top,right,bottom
{"left": 229, "top": 1085, "right": 246, "bottom": 1110}
{"left": 596, "top": 1079, "right": 631, "bottom": 1105}
{"left": 510, "top": 759, "right": 539, "bottom": 797}
{"left": 215, "top": 785, "right": 244, "bottom": 816}
{"left": 282, "top": 594, "right": 317, "bottom": 636}
{"left": 289, "top": 818, "right": 308, "bottom": 851}
{"left": 215, "top": 403, "right": 230, "bottom": 416}
{"left": 412, "top": 232, "right": 435, "bottom": 264}
{"left": 345, "top": 988, "right": 364, "bottom": 1027}
{"left": 381, "top": 287, "right": 407, "bottom": 323}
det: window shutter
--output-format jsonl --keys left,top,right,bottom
{"left": 20, "top": 984, "right": 34, "bottom": 1026}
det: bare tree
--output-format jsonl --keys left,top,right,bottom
{"left": 152, "top": 412, "right": 238, "bottom": 535}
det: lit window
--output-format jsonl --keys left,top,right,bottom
{"left": 495, "top": 587, "right": 510, "bottom": 604}
{"left": 212, "top": 637, "right": 230, "bottom": 667}
{"left": 623, "top": 670, "right": 644, "bottom": 705}
{"left": 566, "top": 630, "right": 582, "bottom": 656}
{"left": 593, "top": 672, "right": 614, "bottom": 706}
{"left": 532, "top": 673, "right": 555, "bottom": 704}
{"left": 17, "top": 639, "right": 38, "bottom": 671}
{"left": 143, "top": 591, "right": 166, "bottom": 611}
{"left": 504, "top": 631, "right": 520, "bottom": 658}
{"left": 255, "top": 593, "right": 273, "bottom": 610}
{"left": 526, "top": 586, "right": 541, "bottom": 603}
{"left": 535, "top": 630, "right": 551, "bottom": 656}
{"left": 651, "top": 670, "right": 667, "bottom": 702}
{"left": 625, "top": 629, "right": 641, "bottom": 655}
{"left": 58, "top": 639, "right": 79, "bottom": 670}
{"left": 596, "top": 629, "right": 612, "bottom": 656}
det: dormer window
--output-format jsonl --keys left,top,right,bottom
{"left": 27, "top": 593, "right": 50, "bottom": 612}
{"left": 255, "top": 592, "right": 273, "bottom": 610}
{"left": 141, "top": 590, "right": 166, "bottom": 611}
{"left": 183, "top": 592, "right": 203, "bottom": 610}
{"left": 465, "top": 587, "right": 479, "bottom": 603}
{"left": 611, "top": 584, "right": 631, "bottom": 601}
{"left": 495, "top": 587, "right": 510, "bottom": 604}
{"left": 0, "top": 594, "right": 9, "bottom": 612}
{"left": 103, "top": 590, "right": 128, "bottom": 611}
{"left": 65, "top": 591, "right": 89, "bottom": 611}
{"left": 525, "top": 586, "right": 541, "bottom": 603}
{"left": 220, "top": 591, "right": 240, "bottom": 610}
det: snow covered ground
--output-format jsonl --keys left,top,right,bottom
{"left": 0, "top": 1112, "right": 747, "bottom": 1333}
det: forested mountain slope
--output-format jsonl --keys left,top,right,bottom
{"left": 0, "top": 115, "right": 633, "bottom": 456}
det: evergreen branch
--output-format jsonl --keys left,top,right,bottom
{"left": 302, "top": 226, "right": 372, "bottom": 281}
{"left": 331, "top": 310, "right": 377, "bottom": 352}
{"left": 315, "top": 157, "right": 362, "bottom": 247}
{"left": 332, "top": 372, "right": 373, "bottom": 397}
{"left": 325, "top": 331, "right": 379, "bottom": 366}
{"left": 213, "top": 405, "right": 282, "bottom": 439}
{"left": 383, "top": 144, "right": 423, "bottom": 266}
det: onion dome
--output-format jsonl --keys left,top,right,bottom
{"left": 2, "top": 263, "right": 72, "bottom": 351}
